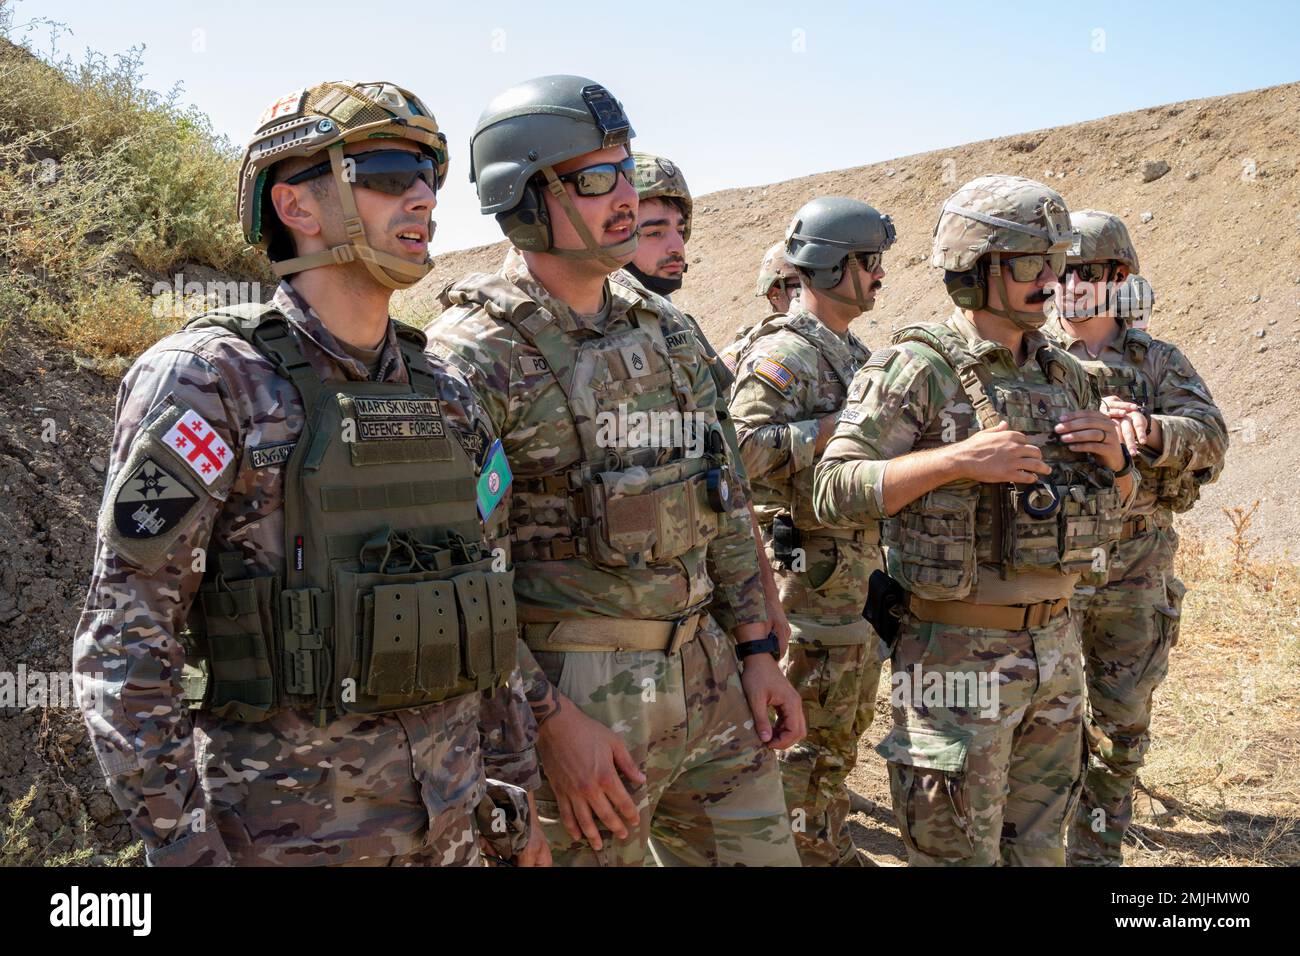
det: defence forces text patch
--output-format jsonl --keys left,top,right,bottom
{"left": 354, "top": 396, "right": 444, "bottom": 441}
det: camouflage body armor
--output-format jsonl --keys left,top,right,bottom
{"left": 740, "top": 311, "right": 875, "bottom": 544}
{"left": 441, "top": 277, "right": 731, "bottom": 576}
{"left": 178, "top": 305, "right": 517, "bottom": 724}
{"left": 1073, "top": 330, "right": 1204, "bottom": 514}
{"left": 883, "top": 322, "right": 1123, "bottom": 600}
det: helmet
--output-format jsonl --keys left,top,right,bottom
{"left": 632, "top": 152, "right": 692, "bottom": 242}
{"left": 1068, "top": 209, "right": 1140, "bottom": 273}
{"left": 784, "top": 196, "right": 896, "bottom": 311}
{"left": 755, "top": 240, "right": 799, "bottom": 297}
{"left": 469, "top": 75, "right": 636, "bottom": 268}
{"left": 1115, "top": 274, "right": 1155, "bottom": 327}
{"left": 238, "top": 81, "right": 448, "bottom": 290}
{"left": 1063, "top": 209, "right": 1140, "bottom": 320}
{"left": 931, "top": 174, "right": 1074, "bottom": 329}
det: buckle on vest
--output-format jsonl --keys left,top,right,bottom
{"left": 666, "top": 614, "right": 701, "bottom": 655}
{"left": 281, "top": 588, "right": 324, "bottom": 696}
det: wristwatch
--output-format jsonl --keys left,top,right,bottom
{"left": 1113, "top": 443, "right": 1134, "bottom": 479}
{"left": 736, "top": 632, "right": 781, "bottom": 662}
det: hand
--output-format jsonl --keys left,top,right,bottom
{"left": 535, "top": 704, "right": 646, "bottom": 851}
{"left": 1100, "top": 396, "right": 1161, "bottom": 453}
{"left": 766, "top": 599, "right": 792, "bottom": 659}
{"left": 515, "top": 792, "right": 553, "bottom": 867}
{"left": 1055, "top": 410, "right": 1126, "bottom": 471}
{"left": 954, "top": 421, "right": 1052, "bottom": 484}
{"left": 739, "top": 652, "right": 806, "bottom": 750}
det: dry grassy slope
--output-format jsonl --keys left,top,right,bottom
{"left": 403, "top": 80, "right": 1300, "bottom": 555}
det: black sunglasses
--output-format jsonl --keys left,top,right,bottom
{"left": 555, "top": 156, "right": 636, "bottom": 197}
{"left": 1066, "top": 261, "right": 1112, "bottom": 283}
{"left": 284, "top": 149, "right": 441, "bottom": 197}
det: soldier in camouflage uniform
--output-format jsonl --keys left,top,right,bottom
{"left": 72, "top": 81, "right": 545, "bottom": 867}
{"left": 814, "top": 175, "right": 1138, "bottom": 866}
{"left": 613, "top": 151, "right": 791, "bottom": 654}
{"left": 1046, "top": 211, "right": 1226, "bottom": 866}
{"left": 729, "top": 197, "right": 896, "bottom": 866}
{"left": 719, "top": 242, "right": 802, "bottom": 376}
{"left": 426, "top": 75, "right": 804, "bottom": 867}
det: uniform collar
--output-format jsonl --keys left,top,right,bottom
{"left": 1045, "top": 315, "right": 1126, "bottom": 359}
{"left": 948, "top": 308, "right": 1050, "bottom": 368}
{"left": 502, "top": 248, "right": 634, "bottom": 336}
{"left": 272, "top": 282, "right": 408, "bottom": 384}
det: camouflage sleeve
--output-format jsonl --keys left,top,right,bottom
{"left": 813, "top": 345, "right": 950, "bottom": 526}
{"left": 1146, "top": 343, "right": 1228, "bottom": 477}
{"left": 72, "top": 347, "right": 241, "bottom": 867}
{"left": 424, "top": 308, "right": 561, "bottom": 726}
{"left": 429, "top": 355, "right": 541, "bottom": 792}
{"left": 729, "top": 339, "right": 820, "bottom": 484}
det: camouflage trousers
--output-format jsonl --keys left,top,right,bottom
{"left": 1068, "top": 534, "right": 1185, "bottom": 866}
{"left": 779, "top": 636, "right": 882, "bottom": 866}
{"left": 877, "top": 608, "right": 1085, "bottom": 866}
{"left": 533, "top": 614, "right": 799, "bottom": 867}
{"left": 770, "top": 532, "right": 881, "bottom": 867}
{"left": 331, "top": 822, "right": 481, "bottom": 867}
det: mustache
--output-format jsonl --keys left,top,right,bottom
{"left": 604, "top": 213, "right": 636, "bottom": 231}
{"left": 1026, "top": 287, "right": 1054, "bottom": 304}
{"left": 657, "top": 255, "right": 686, "bottom": 269}
{"left": 869, "top": 279, "right": 883, "bottom": 292}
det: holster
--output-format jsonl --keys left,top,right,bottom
{"left": 770, "top": 513, "right": 802, "bottom": 570}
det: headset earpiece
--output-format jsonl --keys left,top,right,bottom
{"left": 944, "top": 265, "right": 986, "bottom": 311}
{"left": 496, "top": 178, "right": 552, "bottom": 252}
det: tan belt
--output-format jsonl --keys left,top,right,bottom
{"left": 523, "top": 614, "right": 703, "bottom": 654}
{"left": 810, "top": 526, "right": 881, "bottom": 545}
{"left": 908, "top": 595, "right": 1069, "bottom": 631}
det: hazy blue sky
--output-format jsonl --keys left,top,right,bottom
{"left": 20, "top": 0, "right": 1300, "bottom": 252}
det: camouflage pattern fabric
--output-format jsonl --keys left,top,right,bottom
{"left": 72, "top": 281, "right": 537, "bottom": 867}
{"left": 780, "top": 640, "right": 882, "bottom": 866}
{"left": 813, "top": 310, "right": 1126, "bottom": 865}
{"left": 728, "top": 308, "right": 883, "bottom": 865}
{"left": 531, "top": 617, "right": 797, "bottom": 866}
{"left": 427, "top": 250, "right": 795, "bottom": 866}
{"left": 876, "top": 609, "right": 1084, "bottom": 866}
{"left": 1046, "top": 319, "right": 1226, "bottom": 865}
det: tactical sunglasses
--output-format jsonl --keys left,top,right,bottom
{"left": 775, "top": 277, "right": 802, "bottom": 295}
{"left": 1065, "top": 261, "right": 1111, "bottom": 283}
{"left": 555, "top": 156, "right": 637, "bottom": 197}
{"left": 1004, "top": 252, "right": 1065, "bottom": 282}
{"left": 284, "top": 149, "right": 441, "bottom": 196}
{"left": 854, "top": 251, "right": 884, "bottom": 273}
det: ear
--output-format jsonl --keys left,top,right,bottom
{"left": 269, "top": 180, "right": 324, "bottom": 242}
{"left": 1113, "top": 264, "right": 1131, "bottom": 282}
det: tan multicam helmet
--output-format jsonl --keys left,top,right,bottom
{"left": 1068, "top": 209, "right": 1140, "bottom": 273}
{"left": 932, "top": 174, "right": 1075, "bottom": 328}
{"left": 237, "top": 81, "right": 449, "bottom": 290}
{"left": 632, "top": 152, "right": 692, "bottom": 241}
{"left": 755, "top": 240, "right": 799, "bottom": 296}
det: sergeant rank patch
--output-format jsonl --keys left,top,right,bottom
{"left": 112, "top": 457, "right": 198, "bottom": 540}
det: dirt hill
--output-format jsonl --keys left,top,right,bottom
{"left": 401, "top": 79, "right": 1300, "bottom": 557}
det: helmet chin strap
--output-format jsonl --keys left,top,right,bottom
{"left": 820, "top": 257, "right": 876, "bottom": 312}
{"left": 541, "top": 166, "right": 638, "bottom": 270}
{"left": 271, "top": 144, "right": 433, "bottom": 291}
{"left": 983, "top": 252, "right": 1051, "bottom": 331}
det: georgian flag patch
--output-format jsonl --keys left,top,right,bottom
{"left": 162, "top": 410, "right": 233, "bottom": 485}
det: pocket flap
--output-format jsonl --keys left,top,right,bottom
{"left": 875, "top": 724, "right": 971, "bottom": 773}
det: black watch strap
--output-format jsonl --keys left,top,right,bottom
{"left": 1113, "top": 442, "right": 1134, "bottom": 478}
{"left": 736, "top": 632, "right": 781, "bottom": 662}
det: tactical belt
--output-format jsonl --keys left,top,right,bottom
{"left": 523, "top": 614, "right": 702, "bottom": 654}
{"left": 907, "top": 595, "right": 1069, "bottom": 631}
{"left": 1120, "top": 512, "right": 1170, "bottom": 540}
{"left": 807, "top": 526, "right": 880, "bottom": 545}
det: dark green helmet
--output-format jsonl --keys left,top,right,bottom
{"left": 784, "top": 196, "right": 896, "bottom": 310}
{"left": 469, "top": 75, "right": 637, "bottom": 266}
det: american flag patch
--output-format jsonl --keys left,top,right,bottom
{"left": 754, "top": 356, "right": 795, "bottom": 392}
